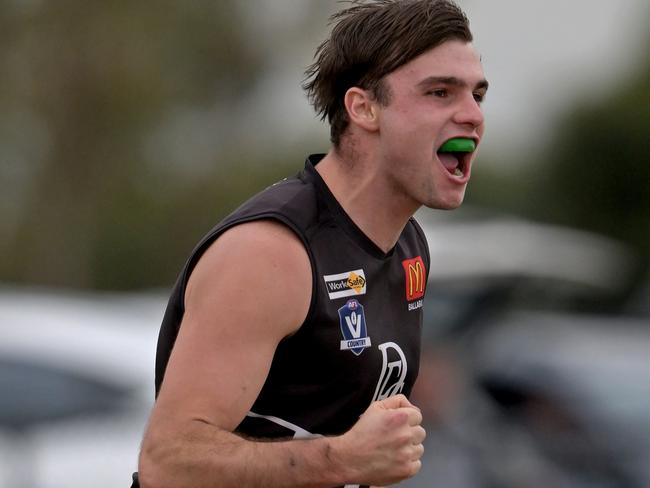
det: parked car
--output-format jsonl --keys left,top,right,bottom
{"left": 0, "top": 287, "right": 165, "bottom": 488}
{"left": 415, "top": 207, "right": 635, "bottom": 339}
{"left": 475, "top": 313, "right": 650, "bottom": 487}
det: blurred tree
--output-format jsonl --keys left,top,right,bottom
{"left": 531, "top": 47, "right": 650, "bottom": 278}
{"left": 0, "top": 0, "right": 327, "bottom": 290}
{"left": 468, "top": 34, "right": 650, "bottom": 288}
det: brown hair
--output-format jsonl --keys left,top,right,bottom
{"left": 303, "top": 0, "right": 473, "bottom": 147}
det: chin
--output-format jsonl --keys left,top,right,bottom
{"left": 426, "top": 202, "right": 462, "bottom": 211}
{"left": 424, "top": 192, "right": 466, "bottom": 210}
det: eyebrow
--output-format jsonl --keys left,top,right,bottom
{"left": 417, "top": 76, "right": 489, "bottom": 92}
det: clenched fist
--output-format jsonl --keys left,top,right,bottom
{"left": 331, "top": 394, "right": 426, "bottom": 487}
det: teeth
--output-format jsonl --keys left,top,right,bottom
{"left": 454, "top": 168, "right": 463, "bottom": 177}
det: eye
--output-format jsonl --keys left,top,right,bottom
{"left": 473, "top": 92, "right": 486, "bottom": 104}
{"left": 429, "top": 88, "right": 448, "bottom": 98}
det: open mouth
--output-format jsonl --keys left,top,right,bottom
{"left": 436, "top": 137, "right": 476, "bottom": 178}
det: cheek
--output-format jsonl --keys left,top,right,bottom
{"left": 382, "top": 111, "right": 434, "bottom": 145}
{"left": 379, "top": 102, "right": 441, "bottom": 155}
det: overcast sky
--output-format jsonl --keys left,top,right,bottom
{"left": 242, "top": 0, "right": 650, "bottom": 169}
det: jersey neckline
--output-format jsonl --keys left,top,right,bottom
{"left": 303, "top": 154, "right": 396, "bottom": 261}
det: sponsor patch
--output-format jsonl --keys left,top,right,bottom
{"left": 323, "top": 269, "right": 367, "bottom": 300}
{"left": 402, "top": 256, "right": 426, "bottom": 302}
{"left": 338, "top": 299, "right": 371, "bottom": 356}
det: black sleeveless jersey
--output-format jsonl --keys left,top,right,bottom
{"left": 153, "top": 154, "right": 430, "bottom": 488}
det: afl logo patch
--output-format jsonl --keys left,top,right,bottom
{"left": 338, "top": 299, "right": 371, "bottom": 356}
{"left": 402, "top": 256, "right": 426, "bottom": 301}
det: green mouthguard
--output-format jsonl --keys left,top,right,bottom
{"left": 439, "top": 138, "right": 476, "bottom": 153}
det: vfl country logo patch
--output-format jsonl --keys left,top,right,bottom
{"left": 323, "top": 269, "right": 367, "bottom": 300}
{"left": 338, "top": 299, "right": 371, "bottom": 356}
{"left": 402, "top": 256, "right": 426, "bottom": 302}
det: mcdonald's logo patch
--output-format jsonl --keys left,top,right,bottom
{"left": 402, "top": 256, "right": 426, "bottom": 302}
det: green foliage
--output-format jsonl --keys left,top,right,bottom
{"left": 533, "top": 64, "right": 650, "bottom": 265}
{"left": 468, "top": 38, "right": 650, "bottom": 280}
{"left": 0, "top": 1, "right": 324, "bottom": 290}
{"left": 88, "top": 156, "right": 303, "bottom": 290}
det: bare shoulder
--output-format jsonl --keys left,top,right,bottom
{"left": 185, "top": 219, "right": 312, "bottom": 338}
{"left": 149, "top": 219, "right": 313, "bottom": 432}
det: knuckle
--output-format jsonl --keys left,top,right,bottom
{"left": 395, "top": 430, "right": 412, "bottom": 445}
{"left": 409, "top": 460, "right": 422, "bottom": 477}
{"left": 391, "top": 463, "right": 409, "bottom": 480}
{"left": 396, "top": 460, "right": 419, "bottom": 480}
{"left": 413, "top": 443, "right": 425, "bottom": 458}
{"left": 387, "top": 409, "right": 409, "bottom": 426}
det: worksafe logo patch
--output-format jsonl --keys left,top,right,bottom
{"left": 402, "top": 256, "right": 426, "bottom": 302}
{"left": 323, "top": 269, "right": 367, "bottom": 300}
{"left": 338, "top": 299, "right": 371, "bottom": 356}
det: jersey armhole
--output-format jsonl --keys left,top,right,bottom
{"left": 178, "top": 212, "right": 318, "bottom": 337}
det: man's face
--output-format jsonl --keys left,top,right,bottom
{"left": 374, "top": 40, "right": 487, "bottom": 210}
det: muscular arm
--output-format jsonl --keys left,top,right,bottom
{"left": 138, "top": 221, "right": 425, "bottom": 488}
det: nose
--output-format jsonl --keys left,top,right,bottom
{"left": 452, "top": 93, "right": 484, "bottom": 129}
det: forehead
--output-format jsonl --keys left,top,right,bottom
{"left": 386, "top": 40, "right": 485, "bottom": 88}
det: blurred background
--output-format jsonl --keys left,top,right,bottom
{"left": 1, "top": 0, "right": 649, "bottom": 487}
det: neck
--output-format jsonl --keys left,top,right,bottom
{"left": 315, "top": 147, "right": 420, "bottom": 253}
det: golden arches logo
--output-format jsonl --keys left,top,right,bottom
{"left": 407, "top": 262, "right": 424, "bottom": 296}
{"left": 402, "top": 256, "right": 426, "bottom": 301}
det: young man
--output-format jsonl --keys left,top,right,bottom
{"left": 135, "top": 1, "right": 487, "bottom": 487}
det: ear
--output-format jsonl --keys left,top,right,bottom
{"left": 344, "top": 87, "right": 380, "bottom": 133}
